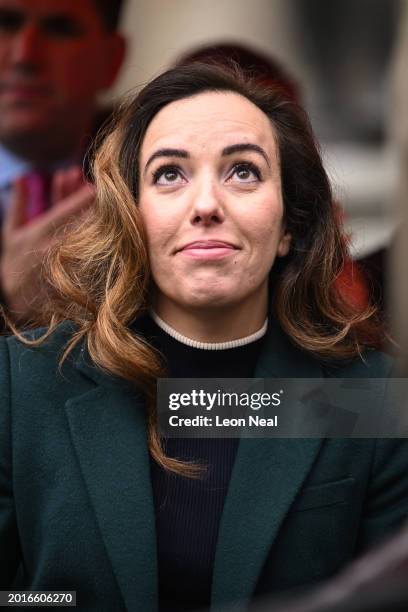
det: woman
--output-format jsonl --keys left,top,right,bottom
{"left": 0, "top": 63, "right": 407, "bottom": 612}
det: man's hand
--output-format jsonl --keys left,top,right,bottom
{"left": 0, "top": 167, "right": 95, "bottom": 323}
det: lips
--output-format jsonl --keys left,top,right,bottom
{"left": 176, "top": 240, "right": 239, "bottom": 261}
{"left": 178, "top": 240, "right": 238, "bottom": 252}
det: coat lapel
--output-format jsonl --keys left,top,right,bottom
{"left": 211, "top": 322, "right": 324, "bottom": 610}
{"left": 65, "top": 350, "right": 157, "bottom": 612}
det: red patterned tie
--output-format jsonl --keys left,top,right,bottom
{"left": 23, "top": 170, "right": 52, "bottom": 222}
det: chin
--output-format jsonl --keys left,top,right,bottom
{"left": 178, "top": 283, "right": 250, "bottom": 311}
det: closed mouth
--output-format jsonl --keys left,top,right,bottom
{"left": 177, "top": 240, "right": 239, "bottom": 252}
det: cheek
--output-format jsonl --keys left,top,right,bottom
{"left": 52, "top": 46, "right": 104, "bottom": 93}
{"left": 141, "top": 202, "right": 177, "bottom": 254}
{"left": 246, "top": 202, "right": 284, "bottom": 252}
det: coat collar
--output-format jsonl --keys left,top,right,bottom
{"left": 67, "top": 320, "right": 324, "bottom": 612}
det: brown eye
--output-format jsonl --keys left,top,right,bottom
{"left": 153, "top": 165, "right": 186, "bottom": 186}
{"left": 228, "top": 162, "right": 261, "bottom": 183}
{"left": 236, "top": 166, "right": 251, "bottom": 180}
{"left": 162, "top": 170, "right": 178, "bottom": 182}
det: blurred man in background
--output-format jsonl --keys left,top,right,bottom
{"left": 0, "top": 0, "right": 125, "bottom": 323}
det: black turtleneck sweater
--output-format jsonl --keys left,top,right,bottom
{"left": 138, "top": 316, "right": 266, "bottom": 612}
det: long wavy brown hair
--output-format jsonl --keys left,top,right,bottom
{"left": 15, "top": 63, "right": 380, "bottom": 475}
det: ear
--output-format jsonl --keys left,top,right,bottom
{"left": 99, "top": 33, "right": 127, "bottom": 90}
{"left": 277, "top": 231, "right": 292, "bottom": 257}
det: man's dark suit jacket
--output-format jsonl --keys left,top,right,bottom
{"left": 0, "top": 321, "right": 407, "bottom": 611}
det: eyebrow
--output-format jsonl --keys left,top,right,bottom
{"left": 222, "top": 143, "right": 270, "bottom": 166}
{"left": 0, "top": 8, "right": 84, "bottom": 36}
{"left": 143, "top": 142, "right": 270, "bottom": 176}
{"left": 144, "top": 148, "right": 189, "bottom": 176}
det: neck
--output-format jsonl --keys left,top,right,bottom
{"left": 154, "top": 293, "right": 268, "bottom": 344}
{"left": 0, "top": 113, "right": 95, "bottom": 165}
{"left": 2, "top": 135, "right": 82, "bottom": 166}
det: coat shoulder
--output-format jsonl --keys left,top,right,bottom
{"left": 0, "top": 322, "right": 85, "bottom": 395}
{"left": 3, "top": 320, "right": 78, "bottom": 359}
{"left": 325, "top": 349, "right": 393, "bottom": 379}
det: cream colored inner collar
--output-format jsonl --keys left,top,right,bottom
{"left": 150, "top": 311, "right": 268, "bottom": 350}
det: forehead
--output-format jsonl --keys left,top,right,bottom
{"left": 141, "top": 91, "right": 278, "bottom": 158}
{"left": 0, "top": 0, "right": 103, "bottom": 24}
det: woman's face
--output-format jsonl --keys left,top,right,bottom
{"left": 138, "top": 91, "right": 291, "bottom": 318}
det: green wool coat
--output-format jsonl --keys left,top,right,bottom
{"left": 0, "top": 321, "right": 407, "bottom": 611}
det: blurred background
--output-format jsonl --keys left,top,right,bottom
{"left": 106, "top": 0, "right": 406, "bottom": 265}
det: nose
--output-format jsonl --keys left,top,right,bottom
{"left": 190, "top": 176, "right": 225, "bottom": 226}
{"left": 10, "top": 23, "right": 45, "bottom": 68}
